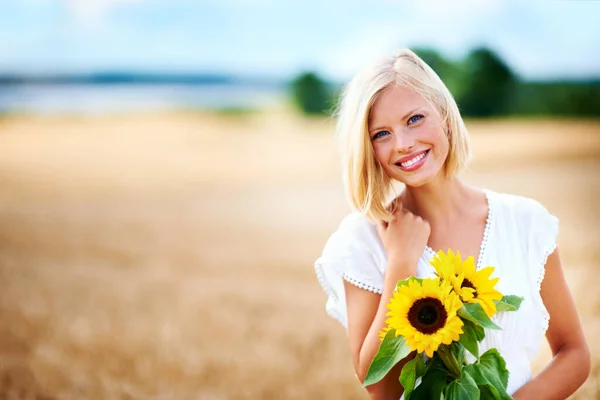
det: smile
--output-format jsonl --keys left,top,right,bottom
{"left": 395, "top": 149, "right": 430, "bottom": 171}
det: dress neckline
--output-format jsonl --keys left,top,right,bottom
{"left": 423, "top": 188, "right": 493, "bottom": 270}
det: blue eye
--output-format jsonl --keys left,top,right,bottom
{"left": 373, "top": 130, "right": 390, "bottom": 140}
{"left": 408, "top": 114, "right": 423, "bottom": 125}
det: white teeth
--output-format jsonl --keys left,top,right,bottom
{"left": 399, "top": 151, "right": 426, "bottom": 168}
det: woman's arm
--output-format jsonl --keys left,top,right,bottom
{"left": 512, "top": 247, "right": 590, "bottom": 399}
{"left": 344, "top": 265, "right": 416, "bottom": 400}
{"left": 344, "top": 202, "right": 430, "bottom": 400}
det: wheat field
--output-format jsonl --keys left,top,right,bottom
{"left": 0, "top": 111, "right": 599, "bottom": 399}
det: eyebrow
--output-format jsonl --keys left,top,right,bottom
{"left": 369, "top": 107, "right": 422, "bottom": 134}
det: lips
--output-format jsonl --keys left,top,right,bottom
{"left": 395, "top": 149, "right": 430, "bottom": 169}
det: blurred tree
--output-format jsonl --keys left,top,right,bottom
{"left": 515, "top": 81, "right": 600, "bottom": 117}
{"left": 413, "top": 48, "right": 449, "bottom": 75}
{"left": 290, "top": 71, "right": 333, "bottom": 115}
{"left": 288, "top": 49, "right": 599, "bottom": 119}
{"left": 413, "top": 48, "right": 464, "bottom": 99}
{"left": 456, "top": 48, "right": 517, "bottom": 117}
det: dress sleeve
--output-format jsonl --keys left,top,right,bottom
{"left": 314, "top": 215, "right": 384, "bottom": 331}
{"left": 526, "top": 198, "right": 559, "bottom": 337}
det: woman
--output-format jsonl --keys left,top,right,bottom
{"left": 314, "top": 49, "right": 590, "bottom": 399}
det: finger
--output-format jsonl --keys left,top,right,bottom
{"left": 423, "top": 219, "right": 431, "bottom": 232}
{"left": 393, "top": 199, "right": 403, "bottom": 214}
{"left": 386, "top": 198, "right": 397, "bottom": 214}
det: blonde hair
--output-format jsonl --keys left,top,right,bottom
{"left": 335, "top": 48, "right": 471, "bottom": 223}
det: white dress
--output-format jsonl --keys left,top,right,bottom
{"left": 314, "top": 188, "right": 558, "bottom": 396}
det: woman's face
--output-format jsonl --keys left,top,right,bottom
{"left": 368, "top": 84, "right": 449, "bottom": 188}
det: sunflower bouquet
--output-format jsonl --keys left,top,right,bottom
{"left": 363, "top": 250, "right": 523, "bottom": 400}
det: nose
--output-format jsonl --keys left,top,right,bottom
{"left": 393, "top": 129, "right": 415, "bottom": 153}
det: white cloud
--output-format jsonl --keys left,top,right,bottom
{"left": 196, "top": 0, "right": 281, "bottom": 6}
{"left": 2, "top": 0, "right": 598, "bottom": 78}
{"left": 318, "top": 25, "right": 401, "bottom": 80}
{"left": 318, "top": 4, "right": 493, "bottom": 80}
{"left": 62, "top": 0, "right": 145, "bottom": 24}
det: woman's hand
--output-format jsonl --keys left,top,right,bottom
{"left": 377, "top": 199, "right": 430, "bottom": 276}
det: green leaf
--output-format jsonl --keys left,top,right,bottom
{"left": 400, "top": 355, "right": 426, "bottom": 399}
{"left": 362, "top": 329, "right": 412, "bottom": 387}
{"left": 478, "top": 384, "right": 502, "bottom": 400}
{"left": 458, "top": 303, "right": 502, "bottom": 330}
{"left": 480, "top": 349, "right": 509, "bottom": 388}
{"left": 445, "top": 370, "right": 480, "bottom": 400}
{"left": 471, "top": 321, "right": 485, "bottom": 341}
{"left": 424, "top": 353, "right": 446, "bottom": 374}
{"left": 450, "top": 341, "right": 466, "bottom": 367}
{"left": 463, "top": 349, "right": 511, "bottom": 400}
{"left": 416, "top": 355, "right": 427, "bottom": 376}
{"left": 397, "top": 280, "right": 409, "bottom": 289}
{"left": 412, "top": 357, "right": 448, "bottom": 400}
{"left": 460, "top": 320, "right": 480, "bottom": 359}
{"left": 396, "top": 276, "right": 423, "bottom": 290}
{"left": 494, "top": 296, "right": 524, "bottom": 312}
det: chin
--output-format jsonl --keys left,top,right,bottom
{"left": 400, "top": 176, "right": 433, "bottom": 188}
{"left": 390, "top": 166, "right": 442, "bottom": 188}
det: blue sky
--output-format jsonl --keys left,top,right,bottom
{"left": 1, "top": 0, "right": 599, "bottom": 81}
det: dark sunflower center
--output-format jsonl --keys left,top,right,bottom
{"left": 407, "top": 297, "right": 448, "bottom": 334}
{"left": 462, "top": 279, "right": 478, "bottom": 297}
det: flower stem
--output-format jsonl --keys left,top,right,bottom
{"left": 437, "top": 345, "right": 462, "bottom": 380}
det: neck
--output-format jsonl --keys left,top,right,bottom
{"left": 402, "top": 177, "right": 474, "bottom": 225}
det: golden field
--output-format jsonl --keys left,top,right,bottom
{"left": 0, "top": 111, "right": 599, "bottom": 399}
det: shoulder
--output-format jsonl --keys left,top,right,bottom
{"left": 487, "top": 189, "right": 559, "bottom": 253}
{"left": 314, "top": 212, "right": 386, "bottom": 329}
{"left": 322, "top": 212, "right": 381, "bottom": 255}
{"left": 487, "top": 189, "right": 556, "bottom": 224}
{"left": 317, "top": 211, "right": 387, "bottom": 280}
{"left": 338, "top": 211, "right": 377, "bottom": 234}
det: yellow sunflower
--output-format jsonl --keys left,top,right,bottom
{"left": 385, "top": 277, "right": 464, "bottom": 358}
{"left": 431, "top": 249, "right": 503, "bottom": 317}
